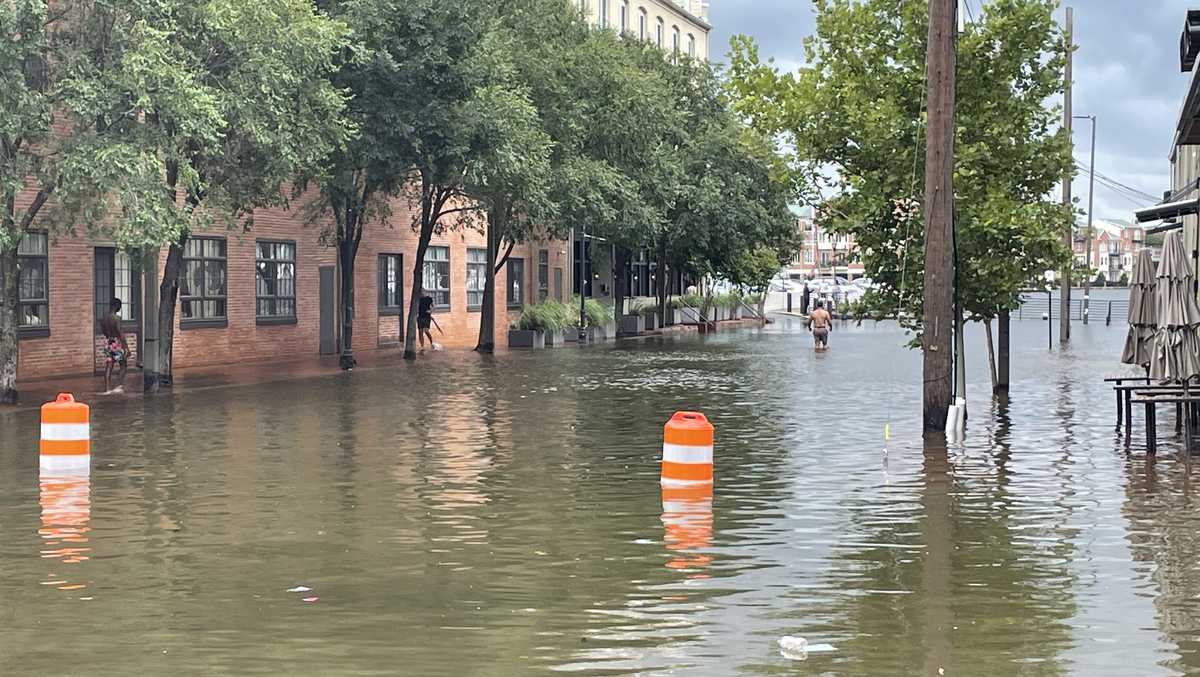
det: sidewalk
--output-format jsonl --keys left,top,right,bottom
{"left": 4, "top": 347, "right": 425, "bottom": 414}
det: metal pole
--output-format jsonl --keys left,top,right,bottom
{"left": 1060, "top": 7, "right": 1073, "bottom": 344}
{"left": 1047, "top": 289, "right": 1052, "bottom": 350}
{"left": 1083, "top": 115, "right": 1096, "bottom": 324}
{"left": 578, "top": 224, "right": 588, "bottom": 342}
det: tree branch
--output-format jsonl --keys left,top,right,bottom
{"left": 18, "top": 186, "right": 54, "bottom": 230}
{"left": 494, "top": 239, "right": 516, "bottom": 273}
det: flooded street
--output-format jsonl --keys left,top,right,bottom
{"left": 0, "top": 317, "right": 1191, "bottom": 675}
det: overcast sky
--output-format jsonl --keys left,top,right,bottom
{"left": 709, "top": 1, "right": 1195, "bottom": 223}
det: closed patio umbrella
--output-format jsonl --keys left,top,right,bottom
{"left": 1149, "top": 231, "right": 1200, "bottom": 382}
{"left": 1122, "top": 248, "right": 1157, "bottom": 368}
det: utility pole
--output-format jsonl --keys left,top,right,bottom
{"left": 922, "top": 0, "right": 956, "bottom": 433}
{"left": 1060, "top": 6, "right": 1073, "bottom": 344}
{"left": 1079, "top": 114, "right": 1096, "bottom": 324}
{"left": 142, "top": 246, "right": 161, "bottom": 392}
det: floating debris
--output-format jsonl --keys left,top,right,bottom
{"left": 287, "top": 586, "right": 312, "bottom": 593}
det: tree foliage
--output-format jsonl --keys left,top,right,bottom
{"left": 727, "top": 0, "right": 1073, "bottom": 329}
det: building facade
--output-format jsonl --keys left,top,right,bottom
{"left": 786, "top": 210, "right": 866, "bottom": 281}
{"left": 9, "top": 191, "right": 570, "bottom": 381}
{"left": 1072, "top": 219, "right": 1146, "bottom": 284}
{"left": 578, "top": 0, "right": 711, "bottom": 60}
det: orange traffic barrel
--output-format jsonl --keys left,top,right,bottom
{"left": 662, "top": 411, "right": 713, "bottom": 486}
{"left": 40, "top": 393, "right": 90, "bottom": 473}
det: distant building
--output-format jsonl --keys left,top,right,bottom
{"left": 785, "top": 207, "right": 866, "bottom": 281}
{"left": 1073, "top": 219, "right": 1146, "bottom": 283}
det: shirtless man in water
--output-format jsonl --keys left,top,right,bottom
{"left": 809, "top": 300, "right": 832, "bottom": 351}
{"left": 100, "top": 297, "right": 130, "bottom": 393}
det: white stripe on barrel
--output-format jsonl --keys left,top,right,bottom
{"left": 40, "top": 423, "right": 90, "bottom": 442}
{"left": 662, "top": 442, "right": 713, "bottom": 465}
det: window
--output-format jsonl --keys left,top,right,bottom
{"left": 423, "top": 245, "right": 450, "bottom": 309}
{"left": 538, "top": 249, "right": 550, "bottom": 301}
{"left": 16, "top": 232, "right": 48, "bottom": 335}
{"left": 467, "top": 248, "right": 486, "bottom": 310}
{"left": 255, "top": 240, "right": 296, "bottom": 323}
{"left": 598, "top": 0, "right": 607, "bottom": 27}
{"left": 639, "top": 9, "right": 647, "bottom": 40}
{"left": 688, "top": 33, "right": 696, "bottom": 58}
{"left": 507, "top": 258, "right": 525, "bottom": 308}
{"left": 619, "top": 0, "right": 628, "bottom": 33}
{"left": 672, "top": 26, "right": 680, "bottom": 54}
{"left": 378, "top": 253, "right": 402, "bottom": 316}
{"left": 94, "top": 248, "right": 140, "bottom": 331}
{"left": 181, "top": 237, "right": 227, "bottom": 325}
{"left": 554, "top": 267, "right": 564, "bottom": 302}
{"left": 656, "top": 17, "right": 664, "bottom": 47}
{"left": 804, "top": 248, "right": 814, "bottom": 265}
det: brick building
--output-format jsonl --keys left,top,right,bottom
{"left": 11, "top": 191, "right": 570, "bottom": 382}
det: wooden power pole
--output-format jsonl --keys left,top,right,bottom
{"left": 922, "top": 0, "right": 956, "bottom": 433}
{"left": 1060, "top": 7, "right": 1073, "bottom": 344}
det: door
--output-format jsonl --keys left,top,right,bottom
{"left": 93, "top": 248, "right": 141, "bottom": 374}
{"left": 319, "top": 265, "right": 336, "bottom": 355}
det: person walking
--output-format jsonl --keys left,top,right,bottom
{"left": 809, "top": 300, "right": 832, "bottom": 351}
{"left": 99, "top": 297, "right": 130, "bottom": 393}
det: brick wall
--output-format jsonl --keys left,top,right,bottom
{"left": 15, "top": 188, "right": 561, "bottom": 381}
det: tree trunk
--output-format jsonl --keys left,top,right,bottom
{"left": 655, "top": 241, "right": 668, "bottom": 324}
{"left": 142, "top": 245, "right": 162, "bottom": 391}
{"left": 475, "top": 207, "right": 501, "bottom": 353}
{"left": 338, "top": 236, "right": 357, "bottom": 369}
{"left": 613, "top": 246, "right": 628, "bottom": 333}
{"left": 0, "top": 243, "right": 18, "bottom": 405}
{"left": 154, "top": 238, "right": 185, "bottom": 387}
{"left": 984, "top": 318, "right": 998, "bottom": 391}
{"left": 404, "top": 184, "right": 437, "bottom": 360}
{"left": 921, "top": 0, "right": 956, "bottom": 433}
{"left": 997, "top": 309, "right": 1011, "bottom": 392}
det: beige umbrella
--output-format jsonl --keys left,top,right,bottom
{"left": 1149, "top": 231, "right": 1200, "bottom": 382}
{"left": 1122, "top": 248, "right": 1157, "bottom": 368}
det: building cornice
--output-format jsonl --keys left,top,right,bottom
{"left": 647, "top": 0, "right": 711, "bottom": 33}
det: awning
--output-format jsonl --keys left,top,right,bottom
{"left": 1135, "top": 199, "right": 1199, "bottom": 223}
{"left": 1147, "top": 221, "right": 1184, "bottom": 235}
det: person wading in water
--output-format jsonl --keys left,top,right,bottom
{"left": 809, "top": 300, "right": 832, "bottom": 351}
{"left": 100, "top": 297, "right": 130, "bottom": 393}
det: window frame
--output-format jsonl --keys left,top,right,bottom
{"left": 688, "top": 33, "right": 696, "bottom": 58}
{"left": 598, "top": 0, "right": 607, "bottom": 27}
{"left": 423, "top": 245, "right": 451, "bottom": 311}
{"left": 466, "top": 247, "right": 487, "bottom": 311}
{"left": 619, "top": 0, "right": 628, "bottom": 33}
{"left": 656, "top": 17, "right": 664, "bottom": 47}
{"left": 15, "top": 231, "right": 50, "bottom": 338}
{"left": 672, "top": 26, "right": 680, "bottom": 55}
{"left": 639, "top": 8, "right": 647, "bottom": 40}
{"left": 180, "top": 236, "right": 229, "bottom": 329}
{"left": 255, "top": 239, "right": 297, "bottom": 326}
{"left": 378, "top": 252, "right": 403, "bottom": 317}
{"left": 537, "top": 249, "right": 550, "bottom": 301}
{"left": 93, "top": 247, "right": 141, "bottom": 332}
{"left": 506, "top": 257, "right": 525, "bottom": 309}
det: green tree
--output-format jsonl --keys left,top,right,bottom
{"left": 730, "top": 245, "right": 788, "bottom": 319}
{"left": 728, "top": 0, "right": 1073, "bottom": 374}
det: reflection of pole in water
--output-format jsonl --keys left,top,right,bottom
{"left": 921, "top": 440, "right": 953, "bottom": 677}
{"left": 661, "top": 484, "right": 712, "bottom": 573}
{"left": 39, "top": 470, "right": 91, "bottom": 592}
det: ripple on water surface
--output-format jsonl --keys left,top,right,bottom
{"left": 0, "top": 318, "right": 1193, "bottom": 675}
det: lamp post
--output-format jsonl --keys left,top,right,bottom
{"left": 1074, "top": 114, "right": 1097, "bottom": 324}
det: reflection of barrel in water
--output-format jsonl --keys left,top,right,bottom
{"left": 661, "top": 484, "right": 712, "bottom": 572}
{"left": 39, "top": 471, "right": 92, "bottom": 592}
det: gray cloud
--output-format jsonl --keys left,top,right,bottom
{"left": 710, "top": 1, "right": 1194, "bottom": 221}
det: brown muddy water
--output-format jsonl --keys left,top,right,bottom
{"left": 0, "top": 317, "right": 1190, "bottom": 675}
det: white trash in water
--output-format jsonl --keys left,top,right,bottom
{"left": 778, "top": 636, "right": 836, "bottom": 660}
{"left": 287, "top": 586, "right": 312, "bottom": 593}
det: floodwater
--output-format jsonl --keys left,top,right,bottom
{"left": 0, "top": 316, "right": 1190, "bottom": 675}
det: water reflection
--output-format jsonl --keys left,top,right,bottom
{"left": 39, "top": 471, "right": 91, "bottom": 592}
{"left": 0, "top": 320, "right": 1194, "bottom": 675}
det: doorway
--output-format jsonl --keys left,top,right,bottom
{"left": 319, "top": 266, "right": 336, "bottom": 355}
{"left": 93, "top": 248, "right": 141, "bottom": 374}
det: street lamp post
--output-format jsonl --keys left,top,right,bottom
{"left": 1074, "top": 114, "right": 1097, "bottom": 325}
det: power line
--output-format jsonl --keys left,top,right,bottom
{"left": 1073, "top": 158, "right": 1159, "bottom": 203}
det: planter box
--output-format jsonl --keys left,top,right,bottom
{"left": 543, "top": 330, "right": 568, "bottom": 347}
{"left": 677, "top": 307, "right": 703, "bottom": 324}
{"left": 618, "top": 314, "right": 645, "bottom": 337}
{"left": 643, "top": 313, "right": 658, "bottom": 331}
{"left": 507, "top": 329, "right": 544, "bottom": 349}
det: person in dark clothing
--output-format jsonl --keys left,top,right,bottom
{"left": 417, "top": 294, "right": 442, "bottom": 351}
